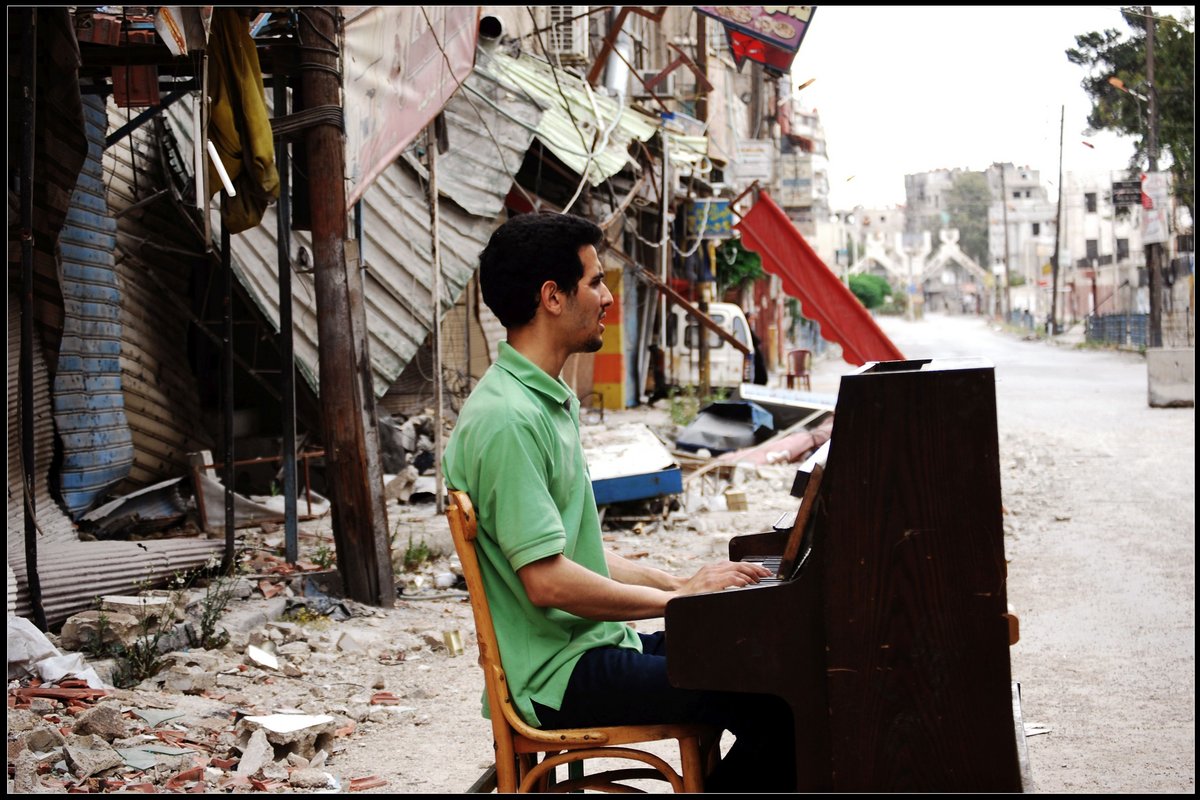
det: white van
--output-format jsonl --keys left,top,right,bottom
{"left": 661, "top": 301, "right": 754, "bottom": 390}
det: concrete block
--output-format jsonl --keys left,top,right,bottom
{"left": 1147, "top": 347, "right": 1195, "bottom": 408}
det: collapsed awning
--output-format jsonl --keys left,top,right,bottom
{"left": 735, "top": 192, "right": 904, "bottom": 366}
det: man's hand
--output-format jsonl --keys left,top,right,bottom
{"left": 678, "top": 560, "right": 773, "bottom": 595}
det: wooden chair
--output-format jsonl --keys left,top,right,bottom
{"left": 786, "top": 348, "right": 813, "bottom": 391}
{"left": 446, "top": 489, "right": 716, "bottom": 793}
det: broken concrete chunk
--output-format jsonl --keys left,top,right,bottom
{"left": 57, "top": 609, "right": 142, "bottom": 651}
{"left": 239, "top": 713, "right": 337, "bottom": 761}
{"left": 235, "top": 727, "right": 274, "bottom": 777}
{"left": 72, "top": 702, "right": 131, "bottom": 741}
{"left": 64, "top": 738, "right": 125, "bottom": 779}
{"left": 162, "top": 664, "right": 216, "bottom": 695}
{"left": 100, "top": 595, "right": 177, "bottom": 627}
{"left": 289, "top": 768, "right": 334, "bottom": 788}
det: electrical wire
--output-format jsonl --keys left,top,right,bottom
{"left": 525, "top": 6, "right": 604, "bottom": 213}
{"left": 418, "top": 7, "right": 536, "bottom": 207}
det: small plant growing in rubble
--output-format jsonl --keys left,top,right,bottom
{"left": 312, "top": 542, "right": 336, "bottom": 570}
{"left": 109, "top": 578, "right": 175, "bottom": 689}
{"left": 81, "top": 597, "right": 117, "bottom": 659}
{"left": 193, "top": 574, "right": 237, "bottom": 651}
{"left": 668, "top": 385, "right": 700, "bottom": 426}
{"left": 667, "top": 385, "right": 732, "bottom": 427}
{"left": 403, "top": 534, "right": 432, "bottom": 571}
{"left": 283, "top": 605, "right": 332, "bottom": 629}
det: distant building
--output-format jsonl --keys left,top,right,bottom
{"left": 777, "top": 103, "right": 831, "bottom": 239}
{"left": 986, "top": 163, "right": 1057, "bottom": 320}
{"left": 1056, "top": 169, "right": 1146, "bottom": 321}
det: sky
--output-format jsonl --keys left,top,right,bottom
{"left": 786, "top": 5, "right": 1191, "bottom": 210}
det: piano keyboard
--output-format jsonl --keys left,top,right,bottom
{"left": 728, "top": 555, "right": 785, "bottom": 589}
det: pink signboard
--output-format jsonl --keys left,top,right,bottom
{"left": 342, "top": 6, "right": 479, "bottom": 210}
{"left": 695, "top": 6, "right": 815, "bottom": 54}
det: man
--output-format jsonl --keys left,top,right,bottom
{"left": 443, "top": 211, "right": 795, "bottom": 791}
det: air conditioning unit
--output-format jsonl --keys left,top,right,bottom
{"left": 540, "top": 5, "right": 589, "bottom": 61}
{"left": 636, "top": 69, "right": 675, "bottom": 99}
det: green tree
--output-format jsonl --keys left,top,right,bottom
{"left": 944, "top": 171, "right": 991, "bottom": 266}
{"left": 1067, "top": 7, "right": 1195, "bottom": 225}
{"left": 714, "top": 237, "right": 764, "bottom": 296}
{"left": 848, "top": 273, "right": 892, "bottom": 310}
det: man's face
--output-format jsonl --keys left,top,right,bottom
{"left": 563, "top": 244, "right": 613, "bottom": 354}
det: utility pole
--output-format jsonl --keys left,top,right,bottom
{"left": 428, "top": 121, "right": 445, "bottom": 515}
{"left": 302, "top": 7, "right": 394, "bottom": 607}
{"left": 999, "top": 164, "right": 1012, "bottom": 323}
{"left": 694, "top": 14, "right": 707, "bottom": 124}
{"left": 1144, "top": 4, "right": 1163, "bottom": 348}
{"left": 1051, "top": 105, "right": 1064, "bottom": 335}
{"left": 699, "top": 241, "right": 713, "bottom": 398}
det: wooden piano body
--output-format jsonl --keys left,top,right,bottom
{"left": 665, "top": 358, "right": 1027, "bottom": 792}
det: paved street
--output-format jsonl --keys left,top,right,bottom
{"left": 811, "top": 312, "right": 1195, "bottom": 792}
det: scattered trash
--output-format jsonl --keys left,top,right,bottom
{"left": 245, "top": 644, "right": 279, "bottom": 671}
{"left": 1024, "top": 722, "right": 1052, "bottom": 737}
{"left": 79, "top": 477, "right": 190, "bottom": 538}
{"left": 442, "top": 630, "right": 464, "bottom": 657}
{"left": 8, "top": 616, "right": 108, "bottom": 689}
{"left": 349, "top": 775, "right": 389, "bottom": 791}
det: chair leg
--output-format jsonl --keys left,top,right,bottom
{"left": 679, "top": 735, "right": 706, "bottom": 793}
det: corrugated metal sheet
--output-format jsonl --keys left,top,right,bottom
{"left": 7, "top": 294, "right": 79, "bottom": 554}
{"left": 7, "top": 537, "right": 225, "bottom": 629}
{"left": 477, "top": 49, "right": 659, "bottom": 185}
{"left": 403, "top": 68, "right": 540, "bottom": 219}
{"left": 52, "top": 95, "right": 134, "bottom": 517}
{"left": 104, "top": 98, "right": 214, "bottom": 490}
{"left": 355, "top": 163, "right": 500, "bottom": 396}
{"left": 164, "top": 97, "right": 498, "bottom": 399}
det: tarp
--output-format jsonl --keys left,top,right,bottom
{"left": 675, "top": 401, "right": 776, "bottom": 455}
{"left": 735, "top": 192, "right": 905, "bottom": 366}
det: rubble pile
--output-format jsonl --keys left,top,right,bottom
{"left": 7, "top": 579, "right": 476, "bottom": 793}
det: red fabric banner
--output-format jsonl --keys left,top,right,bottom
{"left": 735, "top": 192, "right": 905, "bottom": 366}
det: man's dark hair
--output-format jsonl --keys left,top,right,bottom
{"left": 479, "top": 212, "right": 604, "bottom": 328}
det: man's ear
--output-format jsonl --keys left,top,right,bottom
{"left": 539, "top": 280, "right": 563, "bottom": 316}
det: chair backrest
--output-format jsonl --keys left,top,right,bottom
{"left": 788, "top": 349, "right": 812, "bottom": 375}
{"left": 448, "top": 489, "right": 587, "bottom": 786}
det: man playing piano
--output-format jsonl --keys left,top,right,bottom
{"left": 443, "top": 211, "right": 795, "bottom": 792}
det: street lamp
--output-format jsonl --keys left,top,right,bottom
{"left": 1107, "top": 76, "right": 1149, "bottom": 104}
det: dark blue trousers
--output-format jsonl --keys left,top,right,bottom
{"left": 532, "top": 631, "right": 796, "bottom": 792}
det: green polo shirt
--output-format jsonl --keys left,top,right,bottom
{"left": 443, "top": 342, "right": 641, "bottom": 727}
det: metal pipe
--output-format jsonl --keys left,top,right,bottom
{"left": 20, "top": 7, "right": 48, "bottom": 631}
{"left": 222, "top": 212, "right": 235, "bottom": 572}
{"left": 275, "top": 72, "right": 299, "bottom": 565}
{"left": 429, "top": 121, "right": 445, "bottom": 515}
{"left": 659, "top": 119, "right": 669, "bottom": 352}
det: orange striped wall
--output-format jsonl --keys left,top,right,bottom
{"left": 593, "top": 269, "right": 626, "bottom": 409}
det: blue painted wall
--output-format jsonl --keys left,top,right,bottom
{"left": 53, "top": 95, "right": 133, "bottom": 517}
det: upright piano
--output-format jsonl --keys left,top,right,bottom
{"left": 665, "top": 358, "right": 1028, "bottom": 792}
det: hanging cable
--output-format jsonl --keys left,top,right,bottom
{"left": 419, "top": 7, "right": 536, "bottom": 207}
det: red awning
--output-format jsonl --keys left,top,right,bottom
{"left": 735, "top": 192, "right": 905, "bottom": 366}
